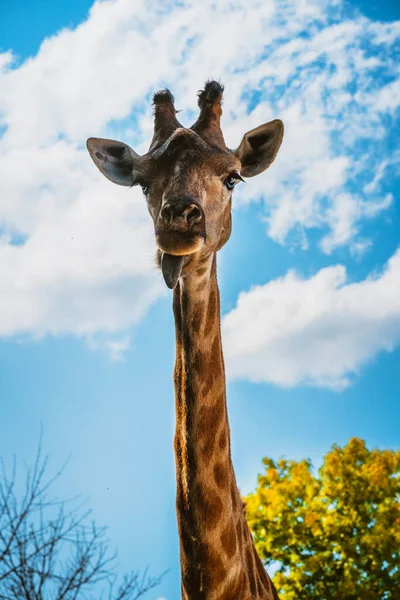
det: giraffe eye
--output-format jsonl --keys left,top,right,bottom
{"left": 223, "top": 173, "right": 243, "bottom": 191}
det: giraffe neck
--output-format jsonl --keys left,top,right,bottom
{"left": 172, "top": 254, "right": 278, "bottom": 600}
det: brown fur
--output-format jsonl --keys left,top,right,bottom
{"left": 173, "top": 257, "right": 278, "bottom": 598}
{"left": 221, "top": 525, "right": 237, "bottom": 558}
{"left": 214, "top": 462, "right": 229, "bottom": 490}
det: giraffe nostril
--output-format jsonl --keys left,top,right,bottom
{"left": 184, "top": 204, "right": 202, "bottom": 225}
{"left": 160, "top": 201, "right": 204, "bottom": 228}
{"left": 160, "top": 203, "right": 174, "bottom": 225}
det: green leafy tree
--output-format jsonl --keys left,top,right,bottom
{"left": 245, "top": 438, "right": 400, "bottom": 600}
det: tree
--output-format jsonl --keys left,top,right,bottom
{"left": 245, "top": 438, "right": 400, "bottom": 600}
{"left": 0, "top": 445, "right": 164, "bottom": 600}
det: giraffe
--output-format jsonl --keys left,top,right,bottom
{"left": 87, "top": 80, "right": 284, "bottom": 600}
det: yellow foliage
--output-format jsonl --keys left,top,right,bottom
{"left": 245, "top": 438, "right": 400, "bottom": 600}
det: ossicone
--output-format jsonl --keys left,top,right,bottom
{"left": 191, "top": 79, "right": 226, "bottom": 150}
{"left": 150, "top": 88, "right": 182, "bottom": 150}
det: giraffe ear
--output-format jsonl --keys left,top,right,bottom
{"left": 233, "top": 119, "right": 284, "bottom": 178}
{"left": 86, "top": 137, "right": 142, "bottom": 187}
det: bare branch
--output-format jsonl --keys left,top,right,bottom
{"left": 0, "top": 443, "right": 164, "bottom": 600}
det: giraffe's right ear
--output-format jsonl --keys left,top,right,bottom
{"left": 86, "top": 138, "right": 142, "bottom": 187}
{"left": 233, "top": 120, "right": 284, "bottom": 178}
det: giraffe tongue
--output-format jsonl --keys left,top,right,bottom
{"left": 161, "top": 253, "right": 184, "bottom": 289}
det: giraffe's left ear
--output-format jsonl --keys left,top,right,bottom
{"left": 233, "top": 119, "right": 284, "bottom": 177}
{"left": 86, "top": 137, "right": 142, "bottom": 187}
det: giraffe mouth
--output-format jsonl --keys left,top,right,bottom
{"left": 161, "top": 253, "right": 185, "bottom": 289}
{"left": 155, "top": 230, "right": 205, "bottom": 256}
{"left": 157, "top": 232, "right": 205, "bottom": 289}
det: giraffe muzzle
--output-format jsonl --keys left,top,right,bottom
{"left": 156, "top": 198, "right": 206, "bottom": 259}
{"left": 158, "top": 200, "right": 206, "bottom": 288}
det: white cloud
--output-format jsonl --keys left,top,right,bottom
{"left": 88, "top": 334, "right": 132, "bottom": 362}
{"left": 320, "top": 192, "right": 393, "bottom": 254}
{"left": 0, "top": 141, "right": 163, "bottom": 340}
{"left": 223, "top": 249, "right": 400, "bottom": 390}
{"left": 0, "top": 0, "right": 398, "bottom": 349}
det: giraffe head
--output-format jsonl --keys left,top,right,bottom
{"left": 87, "top": 81, "right": 283, "bottom": 288}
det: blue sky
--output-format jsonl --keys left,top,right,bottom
{"left": 0, "top": 0, "right": 399, "bottom": 598}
